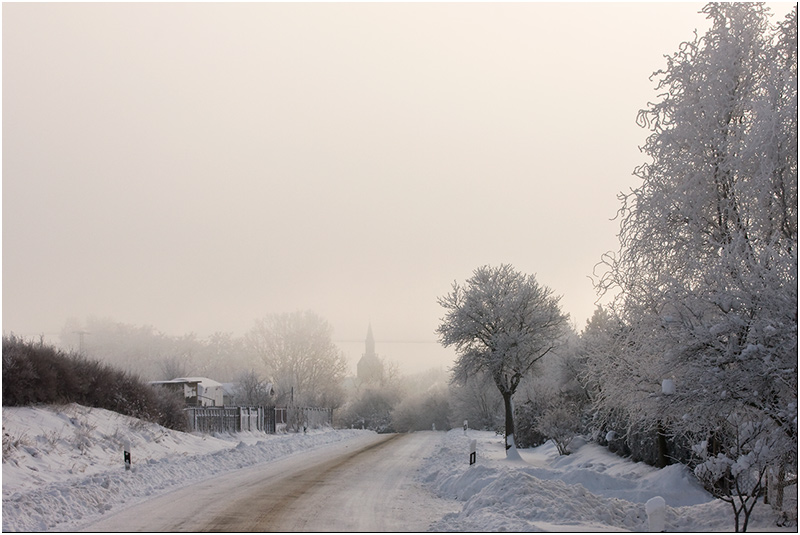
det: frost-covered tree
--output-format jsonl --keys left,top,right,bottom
{"left": 233, "top": 369, "right": 274, "bottom": 406}
{"left": 437, "top": 264, "right": 569, "bottom": 457}
{"left": 193, "top": 331, "right": 249, "bottom": 382}
{"left": 596, "top": 3, "right": 797, "bottom": 527}
{"left": 158, "top": 354, "right": 190, "bottom": 381}
{"left": 576, "top": 307, "right": 667, "bottom": 453}
{"left": 245, "top": 311, "right": 347, "bottom": 409}
{"left": 510, "top": 333, "right": 589, "bottom": 455}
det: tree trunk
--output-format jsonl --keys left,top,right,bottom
{"left": 766, "top": 464, "right": 786, "bottom": 510}
{"left": 656, "top": 421, "right": 669, "bottom": 468}
{"left": 502, "top": 390, "right": 514, "bottom": 452}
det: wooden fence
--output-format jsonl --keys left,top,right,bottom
{"left": 184, "top": 406, "right": 276, "bottom": 434}
{"left": 184, "top": 406, "right": 333, "bottom": 434}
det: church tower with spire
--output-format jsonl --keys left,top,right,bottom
{"left": 357, "top": 324, "right": 384, "bottom": 384}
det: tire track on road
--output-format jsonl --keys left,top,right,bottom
{"left": 202, "top": 433, "right": 403, "bottom": 532}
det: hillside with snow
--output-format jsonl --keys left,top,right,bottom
{"left": 2, "top": 404, "right": 795, "bottom": 532}
{"left": 2, "top": 404, "right": 372, "bottom": 532}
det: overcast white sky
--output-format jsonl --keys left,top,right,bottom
{"left": 3, "top": 2, "right": 794, "bottom": 373}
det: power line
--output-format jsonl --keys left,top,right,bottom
{"left": 73, "top": 330, "right": 90, "bottom": 353}
{"left": 334, "top": 339, "right": 439, "bottom": 344}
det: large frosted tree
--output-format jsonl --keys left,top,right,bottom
{"left": 437, "top": 264, "right": 568, "bottom": 457}
{"left": 596, "top": 4, "right": 797, "bottom": 529}
{"left": 245, "top": 310, "right": 347, "bottom": 409}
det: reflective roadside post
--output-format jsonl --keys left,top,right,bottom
{"left": 463, "top": 420, "right": 468, "bottom": 436}
{"left": 124, "top": 440, "right": 131, "bottom": 471}
{"left": 646, "top": 496, "right": 666, "bottom": 532}
{"left": 469, "top": 439, "right": 477, "bottom": 466}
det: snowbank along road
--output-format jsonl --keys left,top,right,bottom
{"left": 6, "top": 404, "right": 792, "bottom": 532}
{"left": 81, "top": 431, "right": 460, "bottom": 532}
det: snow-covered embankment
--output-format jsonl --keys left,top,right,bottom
{"left": 2, "top": 403, "right": 372, "bottom": 532}
{"left": 419, "top": 429, "right": 789, "bottom": 532}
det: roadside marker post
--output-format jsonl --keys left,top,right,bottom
{"left": 124, "top": 440, "right": 131, "bottom": 471}
{"left": 463, "top": 420, "right": 468, "bottom": 435}
{"left": 646, "top": 496, "right": 666, "bottom": 532}
{"left": 469, "top": 439, "right": 477, "bottom": 466}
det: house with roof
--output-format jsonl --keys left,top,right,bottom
{"left": 149, "top": 377, "right": 225, "bottom": 406}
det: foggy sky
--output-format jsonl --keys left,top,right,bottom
{"left": 4, "top": 2, "right": 793, "bottom": 374}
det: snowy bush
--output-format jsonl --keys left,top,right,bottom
{"left": 535, "top": 401, "right": 582, "bottom": 455}
{"left": 2, "top": 335, "right": 186, "bottom": 431}
{"left": 690, "top": 410, "right": 783, "bottom": 532}
{"left": 512, "top": 400, "right": 547, "bottom": 449}
{"left": 338, "top": 387, "right": 398, "bottom": 432}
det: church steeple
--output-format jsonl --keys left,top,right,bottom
{"left": 357, "top": 323, "right": 384, "bottom": 384}
{"left": 365, "top": 323, "right": 375, "bottom": 358}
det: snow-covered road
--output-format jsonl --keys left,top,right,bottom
{"left": 3, "top": 404, "right": 794, "bottom": 532}
{"left": 79, "top": 431, "right": 459, "bottom": 532}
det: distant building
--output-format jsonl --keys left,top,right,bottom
{"left": 149, "top": 377, "right": 225, "bottom": 407}
{"left": 357, "top": 324, "right": 384, "bottom": 384}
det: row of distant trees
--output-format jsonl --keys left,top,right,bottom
{"left": 438, "top": 4, "right": 796, "bottom": 533}
{"left": 54, "top": 312, "right": 455, "bottom": 433}
{"left": 57, "top": 311, "right": 350, "bottom": 409}
{"left": 55, "top": 311, "right": 458, "bottom": 434}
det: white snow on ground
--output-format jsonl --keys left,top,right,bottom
{"left": 423, "top": 430, "right": 795, "bottom": 532}
{"left": 2, "top": 403, "right": 373, "bottom": 532}
{"left": 2, "top": 404, "right": 795, "bottom": 532}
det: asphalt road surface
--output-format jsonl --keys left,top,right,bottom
{"left": 80, "top": 431, "right": 460, "bottom": 532}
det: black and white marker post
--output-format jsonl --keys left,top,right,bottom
{"left": 469, "top": 439, "right": 477, "bottom": 466}
{"left": 124, "top": 440, "right": 131, "bottom": 471}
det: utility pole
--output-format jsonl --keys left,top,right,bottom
{"left": 73, "top": 330, "right": 90, "bottom": 354}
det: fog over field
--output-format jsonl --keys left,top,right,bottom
{"left": 3, "top": 2, "right": 793, "bottom": 373}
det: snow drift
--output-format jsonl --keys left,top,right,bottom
{"left": 422, "top": 429, "right": 793, "bottom": 532}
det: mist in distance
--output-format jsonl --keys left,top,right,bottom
{"left": 4, "top": 2, "right": 793, "bottom": 374}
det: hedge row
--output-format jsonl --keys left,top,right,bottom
{"left": 2, "top": 335, "right": 186, "bottom": 431}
